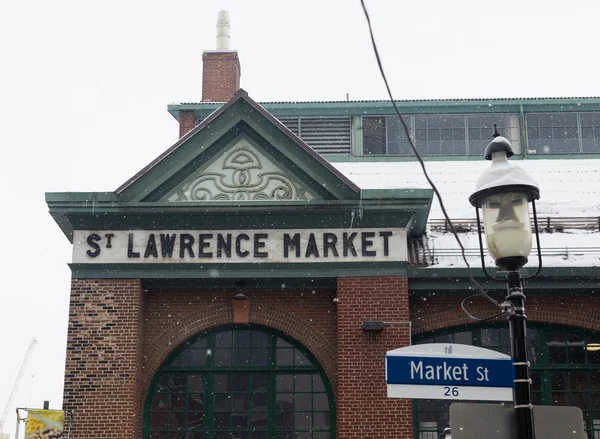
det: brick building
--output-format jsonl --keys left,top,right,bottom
{"left": 47, "top": 17, "right": 600, "bottom": 439}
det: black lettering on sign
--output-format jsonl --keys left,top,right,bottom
{"left": 236, "top": 234, "right": 250, "bottom": 257}
{"left": 217, "top": 233, "right": 232, "bottom": 258}
{"left": 305, "top": 233, "right": 320, "bottom": 258}
{"left": 361, "top": 232, "right": 376, "bottom": 256}
{"left": 128, "top": 233, "right": 140, "bottom": 258}
{"left": 199, "top": 234, "right": 213, "bottom": 258}
{"left": 144, "top": 234, "right": 158, "bottom": 258}
{"left": 254, "top": 233, "right": 268, "bottom": 258}
{"left": 160, "top": 234, "right": 176, "bottom": 257}
{"left": 323, "top": 233, "right": 339, "bottom": 257}
{"left": 283, "top": 233, "right": 300, "bottom": 258}
{"left": 104, "top": 233, "right": 114, "bottom": 248}
{"left": 343, "top": 232, "right": 357, "bottom": 257}
{"left": 86, "top": 233, "right": 101, "bottom": 257}
{"left": 379, "top": 231, "right": 393, "bottom": 256}
{"left": 180, "top": 234, "right": 195, "bottom": 258}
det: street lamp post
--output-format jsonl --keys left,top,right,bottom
{"left": 469, "top": 126, "right": 542, "bottom": 439}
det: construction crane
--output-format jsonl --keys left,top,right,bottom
{"left": 0, "top": 338, "right": 38, "bottom": 435}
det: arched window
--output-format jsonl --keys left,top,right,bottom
{"left": 413, "top": 323, "right": 600, "bottom": 439}
{"left": 144, "top": 325, "right": 336, "bottom": 439}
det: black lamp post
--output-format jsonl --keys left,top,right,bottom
{"left": 469, "top": 126, "right": 542, "bottom": 439}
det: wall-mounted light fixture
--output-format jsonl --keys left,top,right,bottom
{"left": 232, "top": 292, "right": 250, "bottom": 324}
{"left": 362, "top": 321, "right": 385, "bottom": 332}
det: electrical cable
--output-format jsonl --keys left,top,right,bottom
{"left": 360, "top": 0, "right": 501, "bottom": 315}
{"left": 461, "top": 293, "right": 505, "bottom": 321}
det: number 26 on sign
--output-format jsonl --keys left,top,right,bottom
{"left": 444, "top": 387, "right": 459, "bottom": 397}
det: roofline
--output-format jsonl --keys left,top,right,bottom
{"left": 168, "top": 96, "right": 600, "bottom": 121}
{"left": 118, "top": 89, "right": 360, "bottom": 194}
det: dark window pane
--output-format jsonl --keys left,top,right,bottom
{"left": 215, "top": 331, "right": 232, "bottom": 348}
{"left": 189, "top": 349, "right": 206, "bottom": 367}
{"left": 251, "top": 349, "right": 268, "bottom": 366}
{"left": 214, "top": 374, "right": 228, "bottom": 392}
{"left": 152, "top": 393, "right": 169, "bottom": 411}
{"left": 231, "top": 375, "right": 249, "bottom": 392}
{"left": 251, "top": 331, "right": 269, "bottom": 347}
{"left": 295, "top": 374, "right": 312, "bottom": 392}
{"left": 313, "top": 375, "right": 325, "bottom": 392}
{"left": 313, "top": 393, "right": 329, "bottom": 411}
{"left": 251, "top": 375, "right": 268, "bottom": 392}
{"left": 214, "top": 412, "right": 228, "bottom": 428}
{"left": 295, "top": 351, "right": 309, "bottom": 366}
{"left": 187, "top": 393, "right": 204, "bottom": 412}
{"left": 214, "top": 393, "right": 230, "bottom": 411}
{"left": 171, "top": 393, "right": 186, "bottom": 411}
{"left": 276, "top": 338, "right": 292, "bottom": 348}
{"left": 277, "top": 375, "right": 294, "bottom": 392}
{"left": 295, "top": 412, "right": 312, "bottom": 429}
{"left": 214, "top": 349, "right": 232, "bottom": 366}
{"left": 276, "top": 349, "right": 293, "bottom": 366}
{"left": 188, "top": 375, "right": 204, "bottom": 393}
{"left": 550, "top": 373, "right": 567, "bottom": 390}
{"left": 363, "top": 117, "right": 386, "bottom": 155}
{"left": 234, "top": 330, "right": 251, "bottom": 347}
{"left": 276, "top": 413, "right": 294, "bottom": 427}
{"left": 151, "top": 413, "right": 169, "bottom": 430}
{"left": 294, "top": 394, "right": 311, "bottom": 411}
{"left": 233, "top": 348, "right": 251, "bottom": 366}
{"left": 250, "top": 393, "right": 268, "bottom": 411}
{"left": 276, "top": 393, "right": 293, "bottom": 412}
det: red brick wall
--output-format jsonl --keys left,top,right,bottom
{"left": 63, "top": 279, "right": 144, "bottom": 439}
{"left": 337, "top": 276, "right": 412, "bottom": 439}
{"left": 411, "top": 294, "right": 600, "bottom": 335}
{"left": 178, "top": 110, "right": 196, "bottom": 138}
{"left": 201, "top": 51, "right": 240, "bottom": 102}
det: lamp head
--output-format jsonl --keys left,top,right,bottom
{"left": 469, "top": 127, "right": 540, "bottom": 271}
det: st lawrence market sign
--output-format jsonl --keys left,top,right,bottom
{"left": 72, "top": 228, "right": 407, "bottom": 264}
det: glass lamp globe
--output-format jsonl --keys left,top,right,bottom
{"left": 469, "top": 132, "right": 540, "bottom": 271}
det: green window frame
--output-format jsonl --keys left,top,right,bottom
{"left": 144, "top": 325, "right": 336, "bottom": 439}
{"left": 412, "top": 323, "right": 600, "bottom": 439}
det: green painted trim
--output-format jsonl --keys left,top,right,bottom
{"left": 352, "top": 116, "right": 362, "bottom": 156}
{"left": 408, "top": 266, "right": 600, "bottom": 294}
{"left": 169, "top": 98, "right": 600, "bottom": 121}
{"left": 69, "top": 261, "right": 409, "bottom": 279}
{"left": 143, "top": 277, "right": 336, "bottom": 290}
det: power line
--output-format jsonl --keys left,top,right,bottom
{"left": 359, "top": 0, "right": 502, "bottom": 318}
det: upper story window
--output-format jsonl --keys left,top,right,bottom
{"left": 278, "top": 117, "right": 352, "bottom": 155}
{"left": 526, "top": 112, "right": 600, "bottom": 155}
{"left": 362, "top": 114, "right": 520, "bottom": 157}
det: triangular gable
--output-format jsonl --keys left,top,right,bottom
{"left": 116, "top": 89, "right": 360, "bottom": 203}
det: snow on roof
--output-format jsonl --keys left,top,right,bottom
{"left": 333, "top": 159, "right": 600, "bottom": 218}
{"left": 333, "top": 158, "right": 600, "bottom": 267}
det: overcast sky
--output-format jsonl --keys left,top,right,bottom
{"left": 1, "top": 0, "right": 600, "bottom": 435}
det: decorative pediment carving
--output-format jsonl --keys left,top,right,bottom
{"left": 164, "top": 140, "right": 315, "bottom": 202}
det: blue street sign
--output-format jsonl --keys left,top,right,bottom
{"left": 386, "top": 343, "right": 515, "bottom": 401}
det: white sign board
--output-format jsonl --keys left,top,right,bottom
{"left": 72, "top": 228, "right": 407, "bottom": 264}
{"left": 386, "top": 343, "right": 514, "bottom": 401}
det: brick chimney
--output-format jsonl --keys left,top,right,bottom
{"left": 179, "top": 11, "right": 242, "bottom": 138}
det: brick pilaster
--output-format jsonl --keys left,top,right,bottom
{"left": 337, "top": 276, "right": 412, "bottom": 439}
{"left": 179, "top": 110, "right": 196, "bottom": 138}
{"left": 63, "top": 279, "right": 144, "bottom": 439}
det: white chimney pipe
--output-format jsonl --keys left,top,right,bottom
{"left": 216, "top": 10, "right": 231, "bottom": 50}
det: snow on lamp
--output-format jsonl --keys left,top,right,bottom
{"left": 469, "top": 125, "right": 541, "bottom": 272}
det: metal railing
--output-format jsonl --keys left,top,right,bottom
{"left": 428, "top": 216, "right": 600, "bottom": 234}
